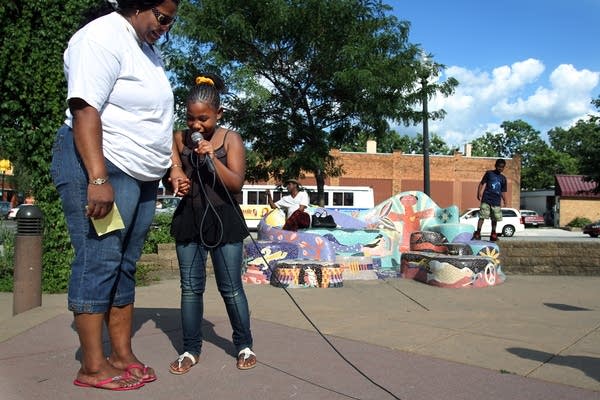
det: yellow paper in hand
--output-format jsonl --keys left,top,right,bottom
{"left": 91, "top": 204, "right": 125, "bottom": 236}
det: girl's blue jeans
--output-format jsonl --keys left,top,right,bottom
{"left": 176, "top": 241, "right": 253, "bottom": 355}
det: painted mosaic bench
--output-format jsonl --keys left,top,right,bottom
{"left": 401, "top": 231, "right": 505, "bottom": 288}
{"left": 270, "top": 260, "right": 344, "bottom": 289}
{"left": 243, "top": 190, "right": 505, "bottom": 288}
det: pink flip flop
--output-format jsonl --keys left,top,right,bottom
{"left": 125, "top": 363, "right": 157, "bottom": 383}
{"left": 73, "top": 374, "right": 144, "bottom": 391}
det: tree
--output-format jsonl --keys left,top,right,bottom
{"left": 471, "top": 120, "right": 551, "bottom": 190}
{"left": 0, "top": 0, "right": 100, "bottom": 291}
{"left": 523, "top": 149, "right": 578, "bottom": 190}
{"left": 583, "top": 97, "right": 600, "bottom": 191}
{"left": 339, "top": 129, "right": 411, "bottom": 153}
{"left": 169, "top": 0, "right": 456, "bottom": 204}
{"left": 549, "top": 98, "right": 600, "bottom": 192}
{"left": 407, "top": 133, "right": 453, "bottom": 155}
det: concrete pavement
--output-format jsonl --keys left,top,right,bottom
{"left": 1, "top": 274, "right": 599, "bottom": 399}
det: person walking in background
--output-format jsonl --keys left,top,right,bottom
{"left": 471, "top": 159, "right": 507, "bottom": 241}
{"left": 168, "top": 74, "right": 256, "bottom": 375}
{"left": 266, "top": 179, "right": 310, "bottom": 231}
{"left": 51, "top": 0, "right": 183, "bottom": 390}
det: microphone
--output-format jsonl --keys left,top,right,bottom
{"left": 190, "top": 131, "right": 214, "bottom": 173}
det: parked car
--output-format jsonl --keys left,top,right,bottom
{"left": 583, "top": 220, "right": 600, "bottom": 238}
{"left": 0, "top": 201, "right": 11, "bottom": 219}
{"left": 459, "top": 207, "right": 525, "bottom": 237}
{"left": 520, "top": 209, "right": 545, "bottom": 227}
{"left": 155, "top": 195, "right": 181, "bottom": 214}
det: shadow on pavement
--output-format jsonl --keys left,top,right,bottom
{"left": 71, "top": 307, "right": 237, "bottom": 362}
{"left": 507, "top": 347, "right": 600, "bottom": 383}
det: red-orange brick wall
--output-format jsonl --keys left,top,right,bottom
{"left": 251, "top": 150, "right": 522, "bottom": 214}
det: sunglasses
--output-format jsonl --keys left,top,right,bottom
{"left": 151, "top": 7, "right": 176, "bottom": 26}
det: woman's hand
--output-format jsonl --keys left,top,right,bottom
{"left": 86, "top": 182, "right": 114, "bottom": 219}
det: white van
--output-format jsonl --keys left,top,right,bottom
{"left": 240, "top": 184, "right": 374, "bottom": 230}
{"left": 460, "top": 207, "right": 525, "bottom": 237}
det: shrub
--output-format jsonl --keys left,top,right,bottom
{"left": 39, "top": 198, "right": 75, "bottom": 293}
{"left": 0, "top": 221, "right": 15, "bottom": 292}
{"left": 136, "top": 262, "right": 161, "bottom": 286}
{"left": 1, "top": 205, "right": 175, "bottom": 293}
{"left": 566, "top": 217, "right": 592, "bottom": 228}
{"left": 143, "top": 212, "right": 175, "bottom": 254}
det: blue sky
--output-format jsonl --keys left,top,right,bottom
{"left": 387, "top": 0, "right": 600, "bottom": 148}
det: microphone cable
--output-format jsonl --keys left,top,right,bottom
{"left": 186, "top": 148, "right": 401, "bottom": 400}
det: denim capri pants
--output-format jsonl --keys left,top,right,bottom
{"left": 51, "top": 124, "right": 159, "bottom": 313}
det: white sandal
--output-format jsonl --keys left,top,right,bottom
{"left": 236, "top": 347, "right": 257, "bottom": 370}
{"left": 169, "top": 351, "right": 198, "bottom": 375}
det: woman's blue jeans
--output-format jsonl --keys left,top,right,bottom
{"left": 176, "top": 241, "right": 253, "bottom": 355}
{"left": 51, "top": 124, "right": 159, "bottom": 313}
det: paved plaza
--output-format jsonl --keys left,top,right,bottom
{"left": 1, "top": 273, "right": 599, "bottom": 399}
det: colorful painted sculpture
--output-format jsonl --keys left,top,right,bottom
{"left": 243, "top": 191, "right": 506, "bottom": 288}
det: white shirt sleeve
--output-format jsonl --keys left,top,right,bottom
{"left": 297, "top": 191, "right": 309, "bottom": 207}
{"left": 65, "top": 32, "right": 120, "bottom": 111}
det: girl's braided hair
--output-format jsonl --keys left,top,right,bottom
{"left": 187, "top": 73, "right": 226, "bottom": 109}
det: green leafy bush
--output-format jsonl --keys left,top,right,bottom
{"left": 143, "top": 212, "right": 174, "bottom": 254}
{"left": 136, "top": 262, "right": 161, "bottom": 286}
{"left": 0, "top": 221, "right": 15, "bottom": 292}
{"left": 39, "top": 197, "right": 75, "bottom": 293}
{"left": 566, "top": 217, "right": 592, "bottom": 228}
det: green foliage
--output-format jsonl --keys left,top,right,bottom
{"left": 471, "top": 120, "right": 546, "bottom": 159}
{"left": 0, "top": 0, "right": 106, "bottom": 293}
{"left": 340, "top": 130, "right": 453, "bottom": 155}
{"left": 136, "top": 263, "right": 161, "bottom": 287}
{"left": 472, "top": 120, "right": 573, "bottom": 190}
{"left": 407, "top": 133, "right": 454, "bottom": 155}
{"left": 523, "top": 149, "right": 579, "bottom": 190}
{"left": 39, "top": 195, "right": 74, "bottom": 293}
{"left": 169, "top": 0, "right": 456, "bottom": 191}
{"left": 548, "top": 105, "right": 600, "bottom": 192}
{"left": 566, "top": 217, "right": 591, "bottom": 228}
{"left": 143, "top": 213, "right": 174, "bottom": 254}
{"left": 0, "top": 221, "right": 15, "bottom": 292}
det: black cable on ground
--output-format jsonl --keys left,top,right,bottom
{"left": 194, "top": 156, "right": 402, "bottom": 399}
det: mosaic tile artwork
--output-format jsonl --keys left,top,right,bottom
{"left": 244, "top": 191, "right": 505, "bottom": 288}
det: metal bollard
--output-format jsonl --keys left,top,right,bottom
{"left": 13, "top": 205, "right": 43, "bottom": 316}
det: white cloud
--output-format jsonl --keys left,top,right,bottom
{"left": 423, "top": 59, "right": 600, "bottom": 147}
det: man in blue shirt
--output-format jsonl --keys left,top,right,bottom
{"left": 472, "top": 159, "right": 507, "bottom": 241}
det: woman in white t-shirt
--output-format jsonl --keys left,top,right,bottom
{"left": 50, "top": 0, "right": 184, "bottom": 391}
{"left": 266, "top": 179, "right": 311, "bottom": 230}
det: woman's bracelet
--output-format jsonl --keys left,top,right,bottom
{"left": 171, "top": 163, "right": 183, "bottom": 169}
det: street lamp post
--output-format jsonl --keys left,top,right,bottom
{"left": 0, "top": 159, "right": 12, "bottom": 201}
{"left": 419, "top": 51, "right": 432, "bottom": 197}
{"left": 421, "top": 75, "right": 430, "bottom": 196}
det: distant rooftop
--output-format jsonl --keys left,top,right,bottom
{"left": 555, "top": 175, "right": 600, "bottom": 198}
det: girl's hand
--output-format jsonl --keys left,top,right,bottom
{"left": 195, "top": 140, "right": 215, "bottom": 161}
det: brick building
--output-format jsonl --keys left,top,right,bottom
{"left": 554, "top": 175, "right": 600, "bottom": 226}
{"left": 253, "top": 142, "right": 522, "bottom": 214}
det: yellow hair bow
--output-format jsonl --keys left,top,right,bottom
{"left": 195, "top": 76, "right": 214, "bottom": 86}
